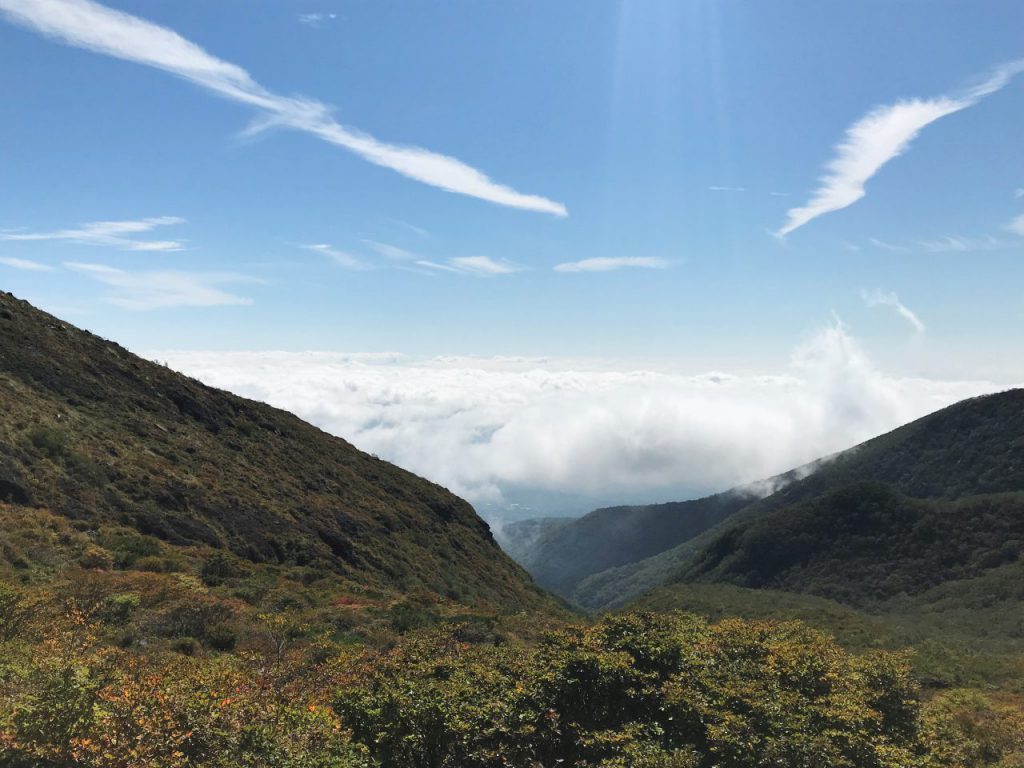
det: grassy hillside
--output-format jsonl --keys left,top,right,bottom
{"left": 0, "top": 291, "right": 546, "bottom": 611}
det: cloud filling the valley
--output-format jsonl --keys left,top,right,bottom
{"left": 153, "top": 325, "right": 1003, "bottom": 519}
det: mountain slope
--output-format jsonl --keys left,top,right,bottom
{"left": 571, "top": 389, "right": 1024, "bottom": 611}
{"left": 0, "top": 291, "right": 546, "bottom": 610}
{"left": 518, "top": 493, "right": 751, "bottom": 595}
{"left": 683, "top": 483, "right": 1024, "bottom": 605}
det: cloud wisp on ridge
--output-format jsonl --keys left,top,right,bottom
{"left": 0, "top": 0, "right": 567, "bottom": 217}
{"left": 777, "top": 60, "right": 1024, "bottom": 238}
{"left": 554, "top": 257, "right": 670, "bottom": 273}
{"left": 861, "top": 289, "right": 925, "bottom": 333}
{"left": 65, "top": 261, "right": 258, "bottom": 309}
{"left": 1, "top": 216, "right": 185, "bottom": 251}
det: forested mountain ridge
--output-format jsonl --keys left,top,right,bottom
{"left": 0, "top": 291, "right": 546, "bottom": 610}
{"left": 517, "top": 492, "right": 752, "bottom": 595}
{"left": 540, "top": 389, "right": 1024, "bottom": 612}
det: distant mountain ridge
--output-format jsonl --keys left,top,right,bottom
{"left": 510, "top": 389, "right": 1024, "bottom": 616}
{"left": 508, "top": 460, "right": 826, "bottom": 598}
{"left": 0, "top": 291, "right": 546, "bottom": 610}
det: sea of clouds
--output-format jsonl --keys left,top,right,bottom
{"left": 154, "top": 324, "right": 1004, "bottom": 523}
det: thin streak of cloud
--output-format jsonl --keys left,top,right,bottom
{"left": 298, "top": 12, "right": 336, "bottom": 27}
{"left": 65, "top": 261, "right": 258, "bottom": 309}
{"left": 387, "top": 219, "right": 430, "bottom": 239}
{"left": 415, "top": 260, "right": 461, "bottom": 274}
{"left": 416, "top": 260, "right": 463, "bottom": 274}
{"left": 1006, "top": 214, "right": 1024, "bottom": 236}
{"left": 415, "top": 256, "right": 519, "bottom": 276}
{"left": 1014, "top": 188, "right": 1024, "bottom": 199}
{"left": 869, "top": 238, "right": 913, "bottom": 253}
{"left": 554, "top": 257, "right": 669, "bottom": 273}
{"left": 362, "top": 240, "right": 414, "bottom": 261}
{"left": 303, "top": 243, "right": 367, "bottom": 270}
{"left": 0, "top": 0, "right": 567, "bottom": 217}
{"left": 861, "top": 288, "right": 925, "bottom": 333}
{"left": 777, "top": 60, "right": 1024, "bottom": 237}
{"left": 916, "top": 235, "right": 1005, "bottom": 253}
{"left": 1, "top": 216, "right": 185, "bottom": 251}
{"left": 708, "top": 185, "right": 746, "bottom": 192}
{"left": 870, "top": 234, "right": 1008, "bottom": 253}
{"left": 0, "top": 256, "right": 54, "bottom": 271}
{"left": 450, "top": 256, "right": 519, "bottom": 275}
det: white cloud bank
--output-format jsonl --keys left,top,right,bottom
{"left": 1, "top": 216, "right": 185, "bottom": 251}
{"left": 777, "top": 60, "right": 1024, "bottom": 237}
{"left": 861, "top": 289, "right": 925, "bottom": 332}
{"left": 0, "top": 0, "right": 566, "bottom": 217}
{"left": 154, "top": 324, "right": 1004, "bottom": 518}
{"left": 65, "top": 261, "right": 258, "bottom": 309}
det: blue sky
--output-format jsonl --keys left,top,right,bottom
{"left": 2, "top": 1, "right": 1023, "bottom": 380}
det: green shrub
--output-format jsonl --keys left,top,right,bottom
{"left": 0, "top": 582, "right": 35, "bottom": 641}
{"left": 101, "top": 592, "right": 142, "bottom": 625}
{"left": 134, "top": 555, "right": 185, "bottom": 573}
{"left": 206, "top": 625, "right": 238, "bottom": 652}
{"left": 199, "top": 551, "right": 248, "bottom": 586}
{"left": 171, "top": 636, "right": 201, "bottom": 656}
{"left": 335, "top": 612, "right": 938, "bottom": 768}
{"left": 78, "top": 545, "right": 114, "bottom": 571}
{"left": 27, "top": 426, "right": 69, "bottom": 460}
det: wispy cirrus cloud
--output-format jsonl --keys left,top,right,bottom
{"left": 870, "top": 234, "right": 1008, "bottom": 254}
{"left": 303, "top": 243, "right": 367, "bottom": 270}
{"left": 861, "top": 289, "right": 925, "bottom": 332}
{"left": 869, "top": 237, "right": 912, "bottom": 253}
{"left": 387, "top": 219, "right": 430, "bottom": 239}
{"left": 417, "top": 255, "right": 520, "bottom": 276}
{"left": 298, "top": 12, "right": 336, "bottom": 27}
{"left": 554, "top": 257, "right": 669, "bottom": 273}
{"left": 1006, "top": 214, "right": 1024, "bottom": 236}
{"left": 777, "top": 60, "right": 1024, "bottom": 238}
{"left": 65, "top": 261, "right": 258, "bottom": 309}
{"left": 362, "top": 240, "right": 415, "bottom": 261}
{"left": 709, "top": 185, "right": 746, "bottom": 192}
{"left": 1, "top": 216, "right": 185, "bottom": 251}
{"left": 0, "top": 0, "right": 566, "bottom": 217}
{"left": 916, "top": 235, "right": 1005, "bottom": 253}
{"left": 0, "top": 256, "right": 54, "bottom": 271}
